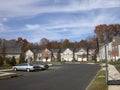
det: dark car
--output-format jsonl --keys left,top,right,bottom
{"left": 32, "top": 61, "right": 49, "bottom": 70}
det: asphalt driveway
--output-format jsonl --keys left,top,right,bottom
{"left": 0, "top": 64, "right": 100, "bottom": 90}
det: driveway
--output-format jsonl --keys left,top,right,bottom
{"left": 0, "top": 64, "right": 100, "bottom": 90}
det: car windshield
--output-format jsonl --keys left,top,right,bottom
{"left": 19, "top": 63, "right": 28, "bottom": 66}
{"left": 33, "top": 61, "right": 45, "bottom": 65}
{"left": 29, "top": 63, "right": 34, "bottom": 66}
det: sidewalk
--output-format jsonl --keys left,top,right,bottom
{"left": 0, "top": 69, "right": 16, "bottom": 78}
{"left": 108, "top": 64, "right": 120, "bottom": 90}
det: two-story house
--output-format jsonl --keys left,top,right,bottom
{"left": 111, "top": 36, "right": 120, "bottom": 60}
{"left": 60, "top": 48, "right": 74, "bottom": 62}
{"left": 41, "top": 48, "right": 52, "bottom": 62}
{"left": 74, "top": 48, "right": 87, "bottom": 61}
{"left": 99, "top": 36, "right": 120, "bottom": 61}
{"left": 51, "top": 49, "right": 60, "bottom": 61}
{"left": 0, "top": 39, "right": 23, "bottom": 59}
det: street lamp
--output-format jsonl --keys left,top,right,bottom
{"left": 104, "top": 35, "right": 109, "bottom": 84}
{"left": 105, "top": 43, "right": 108, "bottom": 84}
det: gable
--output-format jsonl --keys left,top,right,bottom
{"left": 63, "top": 48, "right": 73, "bottom": 54}
{"left": 75, "top": 48, "right": 87, "bottom": 54}
{"left": 26, "top": 50, "right": 34, "bottom": 56}
{"left": 42, "top": 48, "right": 51, "bottom": 54}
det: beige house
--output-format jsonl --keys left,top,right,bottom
{"left": 25, "top": 49, "right": 34, "bottom": 63}
{"left": 75, "top": 48, "right": 87, "bottom": 61}
{"left": 60, "top": 48, "right": 74, "bottom": 62}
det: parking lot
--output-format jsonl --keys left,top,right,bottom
{"left": 0, "top": 64, "right": 100, "bottom": 90}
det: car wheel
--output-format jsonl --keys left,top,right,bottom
{"left": 14, "top": 68, "right": 17, "bottom": 71}
{"left": 26, "top": 68, "right": 30, "bottom": 72}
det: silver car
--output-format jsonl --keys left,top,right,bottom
{"left": 12, "top": 63, "right": 40, "bottom": 72}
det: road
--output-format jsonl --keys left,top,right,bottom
{"left": 0, "top": 64, "right": 100, "bottom": 90}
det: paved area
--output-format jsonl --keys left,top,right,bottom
{"left": 0, "top": 69, "right": 16, "bottom": 77}
{"left": 108, "top": 64, "right": 120, "bottom": 90}
{"left": 0, "top": 64, "right": 100, "bottom": 90}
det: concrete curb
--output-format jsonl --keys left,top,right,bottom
{"left": 85, "top": 67, "right": 100, "bottom": 90}
{"left": 0, "top": 73, "right": 23, "bottom": 80}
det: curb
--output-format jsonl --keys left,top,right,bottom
{"left": 85, "top": 67, "right": 101, "bottom": 90}
{"left": 0, "top": 73, "right": 23, "bottom": 80}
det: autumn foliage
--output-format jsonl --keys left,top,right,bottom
{"left": 1, "top": 24, "right": 120, "bottom": 51}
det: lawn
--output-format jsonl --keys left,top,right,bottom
{"left": 87, "top": 65, "right": 108, "bottom": 90}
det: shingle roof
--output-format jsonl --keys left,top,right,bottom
{"left": 51, "top": 49, "right": 60, "bottom": 53}
{"left": 74, "top": 47, "right": 87, "bottom": 52}
{"left": 0, "top": 40, "right": 23, "bottom": 54}
{"left": 113, "top": 36, "right": 120, "bottom": 45}
{"left": 61, "top": 48, "right": 75, "bottom": 53}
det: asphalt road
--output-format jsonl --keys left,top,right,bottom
{"left": 0, "top": 64, "right": 100, "bottom": 90}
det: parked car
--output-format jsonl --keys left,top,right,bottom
{"left": 12, "top": 63, "right": 40, "bottom": 72}
{"left": 32, "top": 61, "right": 49, "bottom": 70}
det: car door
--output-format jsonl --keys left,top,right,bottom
{"left": 19, "top": 63, "right": 28, "bottom": 70}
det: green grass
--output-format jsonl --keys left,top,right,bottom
{"left": 87, "top": 70, "right": 108, "bottom": 90}
{"left": 0, "top": 64, "right": 12, "bottom": 70}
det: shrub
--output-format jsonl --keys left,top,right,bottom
{"left": 6, "top": 58, "right": 11, "bottom": 65}
{"left": 19, "top": 54, "right": 25, "bottom": 64}
{"left": 10, "top": 56, "right": 16, "bottom": 66}
{"left": 0, "top": 56, "right": 4, "bottom": 66}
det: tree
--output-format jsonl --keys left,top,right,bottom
{"left": 40, "top": 38, "right": 49, "bottom": 49}
{"left": 94, "top": 24, "right": 120, "bottom": 44}
{"left": 6, "top": 58, "right": 11, "bottom": 65}
{"left": 19, "top": 54, "right": 25, "bottom": 64}
{"left": 10, "top": 56, "right": 16, "bottom": 66}
{"left": 0, "top": 56, "right": 3, "bottom": 66}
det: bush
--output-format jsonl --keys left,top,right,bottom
{"left": 19, "top": 54, "right": 25, "bottom": 64}
{"left": 0, "top": 56, "right": 4, "bottom": 66}
{"left": 6, "top": 58, "right": 11, "bottom": 65}
{"left": 10, "top": 56, "right": 16, "bottom": 66}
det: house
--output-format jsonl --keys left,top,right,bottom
{"left": 99, "top": 36, "right": 120, "bottom": 61}
{"left": 99, "top": 42, "right": 112, "bottom": 61}
{"left": 25, "top": 49, "right": 43, "bottom": 62}
{"left": 25, "top": 49, "right": 34, "bottom": 63}
{"left": 111, "top": 36, "right": 120, "bottom": 60}
{"left": 41, "top": 48, "right": 52, "bottom": 62}
{"left": 51, "top": 49, "right": 60, "bottom": 61}
{"left": 74, "top": 48, "right": 87, "bottom": 61}
{"left": 60, "top": 48, "right": 74, "bottom": 62}
{"left": 36, "top": 50, "right": 42, "bottom": 61}
{"left": 89, "top": 49, "right": 96, "bottom": 60}
{"left": 0, "top": 39, "right": 23, "bottom": 59}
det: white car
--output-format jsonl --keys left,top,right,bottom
{"left": 12, "top": 63, "right": 40, "bottom": 72}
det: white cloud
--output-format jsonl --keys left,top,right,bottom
{"left": 0, "top": 0, "right": 119, "bottom": 42}
{"left": 0, "top": 0, "right": 119, "bottom": 18}
{"left": 0, "top": 23, "right": 6, "bottom": 32}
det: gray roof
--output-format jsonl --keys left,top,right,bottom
{"left": 74, "top": 47, "right": 87, "bottom": 52}
{"left": 31, "top": 49, "right": 42, "bottom": 53}
{"left": 0, "top": 40, "right": 23, "bottom": 54}
{"left": 113, "top": 36, "right": 120, "bottom": 45}
{"left": 51, "top": 49, "right": 60, "bottom": 53}
{"left": 61, "top": 48, "right": 75, "bottom": 53}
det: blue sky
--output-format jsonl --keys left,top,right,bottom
{"left": 0, "top": 0, "right": 120, "bottom": 42}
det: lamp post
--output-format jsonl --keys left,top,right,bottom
{"left": 104, "top": 34, "right": 109, "bottom": 84}
{"left": 105, "top": 43, "right": 108, "bottom": 83}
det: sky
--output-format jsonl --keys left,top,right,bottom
{"left": 0, "top": 0, "right": 120, "bottom": 43}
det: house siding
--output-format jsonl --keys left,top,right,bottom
{"left": 61, "top": 48, "right": 74, "bottom": 62}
